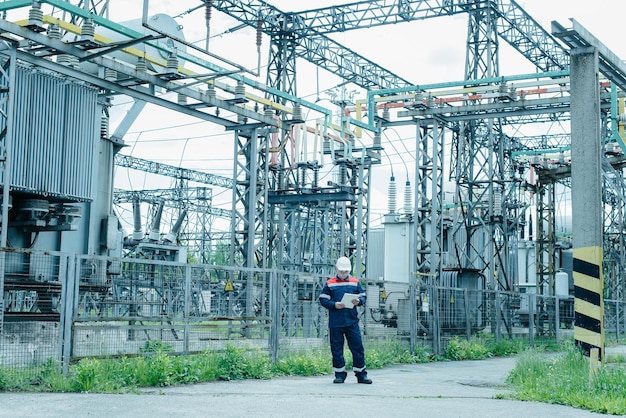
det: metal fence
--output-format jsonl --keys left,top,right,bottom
{"left": 0, "top": 248, "right": 624, "bottom": 378}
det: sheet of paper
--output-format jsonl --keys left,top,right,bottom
{"left": 340, "top": 293, "right": 359, "bottom": 308}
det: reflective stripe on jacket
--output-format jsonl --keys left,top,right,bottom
{"left": 318, "top": 276, "right": 366, "bottom": 328}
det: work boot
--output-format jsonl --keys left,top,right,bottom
{"left": 356, "top": 374, "right": 372, "bottom": 384}
{"left": 333, "top": 372, "right": 347, "bottom": 384}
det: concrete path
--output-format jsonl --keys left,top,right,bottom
{"left": 1, "top": 350, "right": 617, "bottom": 418}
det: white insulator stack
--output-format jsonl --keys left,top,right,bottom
{"left": 493, "top": 189, "right": 502, "bottom": 217}
{"left": 207, "top": 84, "right": 216, "bottom": 101}
{"left": 234, "top": 80, "right": 246, "bottom": 101}
{"left": 28, "top": 2, "right": 44, "bottom": 29}
{"left": 100, "top": 114, "right": 109, "bottom": 139}
{"left": 135, "top": 57, "right": 147, "bottom": 73}
{"left": 339, "top": 164, "right": 348, "bottom": 186}
{"left": 292, "top": 102, "right": 302, "bottom": 122}
{"left": 373, "top": 131, "right": 381, "bottom": 148}
{"left": 47, "top": 24, "right": 61, "bottom": 40}
{"left": 388, "top": 176, "right": 397, "bottom": 214}
{"left": 403, "top": 180, "right": 412, "bottom": 215}
{"left": 323, "top": 137, "right": 330, "bottom": 154}
{"left": 81, "top": 18, "right": 95, "bottom": 43}
{"left": 68, "top": 55, "right": 81, "bottom": 69}
{"left": 166, "top": 50, "right": 179, "bottom": 73}
{"left": 104, "top": 69, "right": 117, "bottom": 81}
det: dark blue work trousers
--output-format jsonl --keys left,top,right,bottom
{"left": 330, "top": 324, "right": 366, "bottom": 376}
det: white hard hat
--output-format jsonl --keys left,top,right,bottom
{"left": 336, "top": 256, "right": 352, "bottom": 271}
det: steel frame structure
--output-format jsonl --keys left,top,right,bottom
{"left": 210, "top": 0, "right": 626, "bottom": 321}
{"left": 0, "top": 1, "right": 625, "bottom": 342}
{"left": 206, "top": 0, "right": 570, "bottom": 289}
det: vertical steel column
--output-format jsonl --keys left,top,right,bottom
{"left": 277, "top": 205, "right": 300, "bottom": 335}
{"left": 430, "top": 120, "right": 444, "bottom": 354}
{"left": 602, "top": 165, "right": 625, "bottom": 301}
{"left": 430, "top": 121, "right": 444, "bottom": 279}
{"left": 535, "top": 177, "right": 556, "bottom": 337}
{"left": 535, "top": 179, "right": 556, "bottom": 298}
{"left": 411, "top": 118, "right": 444, "bottom": 352}
{"left": 414, "top": 121, "right": 433, "bottom": 276}
{"left": 230, "top": 127, "right": 270, "bottom": 269}
{"left": 354, "top": 162, "right": 370, "bottom": 279}
{"left": 269, "top": 269, "right": 280, "bottom": 363}
{"left": 0, "top": 44, "right": 16, "bottom": 248}
{"left": 310, "top": 205, "right": 332, "bottom": 276}
{"left": 453, "top": 3, "right": 510, "bottom": 284}
{"left": 0, "top": 44, "right": 16, "bottom": 334}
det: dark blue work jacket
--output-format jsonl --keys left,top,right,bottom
{"left": 318, "top": 275, "right": 366, "bottom": 328}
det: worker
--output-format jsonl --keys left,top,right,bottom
{"left": 318, "top": 256, "right": 372, "bottom": 384}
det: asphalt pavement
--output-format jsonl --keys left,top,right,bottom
{"left": 1, "top": 347, "right": 622, "bottom": 418}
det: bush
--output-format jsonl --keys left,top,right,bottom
{"left": 72, "top": 358, "right": 101, "bottom": 392}
{"left": 444, "top": 337, "right": 490, "bottom": 360}
{"left": 216, "top": 344, "right": 271, "bottom": 381}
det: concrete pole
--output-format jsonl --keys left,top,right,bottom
{"left": 570, "top": 46, "right": 605, "bottom": 359}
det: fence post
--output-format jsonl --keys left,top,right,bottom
{"left": 615, "top": 300, "right": 620, "bottom": 339}
{"left": 409, "top": 277, "right": 417, "bottom": 355}
{"left": 528, "top": 293, "right": 535, "bottom": 348}
{"left": 431, "top": 285, "right": 441, "bottom": 356}
{"left": 60, "top": 254, "right": 77, "bottom": 375}
{"left": 495, "top": 290, "right": 501, "bottom": 343}
{"left": 0, "top": 252, "right": 4, "bottom": 342}
{"left": 269, "top": 270, "right": 280, "bottom": 363}
{"left": 464, "top": 288, "right": 471, "bottom": 341}
{"left": 555, "top": 295, "right": 560, "bottom": 343}
{"left": 184, "top": 264, "right": 191, "bottom": 354}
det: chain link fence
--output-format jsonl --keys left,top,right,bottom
{"left": 0, "top": 248, "right": 624, "bottom": 379}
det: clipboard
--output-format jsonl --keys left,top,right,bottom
{"left": 340, "top": 293, "right": 359, "bottom": 308}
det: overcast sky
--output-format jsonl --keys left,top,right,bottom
{"left": 102, "top": 1, "right": 622, "bottom": 233}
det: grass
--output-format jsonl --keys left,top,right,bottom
{"left": 0, "top": 339, "right": 432, "bottom": 393}
{"left": 0, "top": 336, "right": 529, "bottom": 393}
{"left": 1, "top": 336, "right": 625, "bottom": 416}
{"left": 506, "top": 341, "right": 626, "bottom": 415}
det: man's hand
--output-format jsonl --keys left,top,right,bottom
{"left": 352, "top": 299, "right": 360, "bottom": 306}
{"left": 335, "top": 302, "right": 345, "bottom": 309}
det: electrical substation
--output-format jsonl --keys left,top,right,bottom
{"left": 0, "top": 1, "right": 624, "bottom": 373}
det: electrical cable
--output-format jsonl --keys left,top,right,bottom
{"left": 382, "top": 128, "right": 412, "bottom": 182}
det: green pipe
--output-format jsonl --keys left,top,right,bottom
{"left": 609, "top": 83, "right": 626, "bottom": 153}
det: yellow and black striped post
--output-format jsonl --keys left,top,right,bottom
{"left": 573, "top": 247, "right": 604, "bottom": 359}
{"left": 570, "top": 42, "right": 605, "bottom": 359}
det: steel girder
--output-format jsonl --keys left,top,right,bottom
{"left": 209, "top": 0, "right": 413, "bottom": 90}
{"left": 115, "top": 154, "right": 234, "bottom": 189}
{"left": 535, "top": 179, "right": 556, "bottom": 298}
{"left": 211, "top": 0, "right": 568, "bottom": 90}
{"left": 229, "top": 126, "right": 270, "bottom": 269}
{"left": 413, "top": 120, "right": 443, "bottom": 278}
{"left": 207, "top": 0, "right": 568, "bottom": 283}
